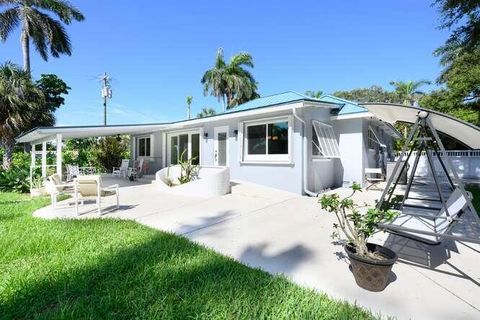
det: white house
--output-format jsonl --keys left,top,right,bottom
{"left": 16, "top": 92, "right": 401, "bottom": 195}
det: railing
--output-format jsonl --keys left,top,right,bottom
{"left": 395, "top": 150, "right": 480, "bottom": 157}
{"left": 393, "top": 150, "right": 480, "bottom": 179}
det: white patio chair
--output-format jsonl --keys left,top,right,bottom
{"left": 128, "top": 158, "right": 144, "bottom": 180}
{"left": 74, "top": 175, "right": 119, "bottom": 215}
{"left": 45, "top": 174, "right": 75, "bottom": 208}
{"left": 365, "top": 168, "right": 385, "bottom": 190}
{"left": 112, "top": 159, "right": 129, "bottom": 178}
{"left": 66, "top": 164, "right": 80, "bottom": 181}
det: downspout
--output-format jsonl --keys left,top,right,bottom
{"left": 292, "top": 107, "right": 319, "bottom": 197}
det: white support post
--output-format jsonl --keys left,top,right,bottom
{"left": 41, "top": 142, "right": 47, "bottom": 178}
{"left": 56, "top": 134, "right": 62, "bottom": 180}
{"left": 31, "top": 143, "right": 36, "bottom": 168}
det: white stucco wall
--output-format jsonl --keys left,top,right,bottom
{"left": 333, "top": 118, "right": 364, "bottom": 186}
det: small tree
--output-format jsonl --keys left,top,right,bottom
{"left": 319, "top": 183, "right": 397, "bottom": 259}
{"left": 91, "top": 136, "right": 130, "bottom": 172}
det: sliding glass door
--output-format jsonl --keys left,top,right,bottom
{"left": 167, "top": 131, "right": 200, "bottom": 165}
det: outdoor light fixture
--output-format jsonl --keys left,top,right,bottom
{"left": 233, "top": 129, "right": 238, "bottom": 136}
{"left": 204, "top": 132, "right": 209, "bottom": 138}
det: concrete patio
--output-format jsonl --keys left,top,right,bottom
{"left": 33, "top": 177, "right": 480, "bottom": 320}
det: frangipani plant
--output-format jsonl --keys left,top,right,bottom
{"left": 319, "top": 183, "right": 397, "bottom": 259}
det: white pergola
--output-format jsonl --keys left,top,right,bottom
{"left": 16, "top": 124, "right": 167, "bottom": 180}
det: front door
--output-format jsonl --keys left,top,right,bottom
{"left": 214, "top": 126, "right": 228, "bottom": 166}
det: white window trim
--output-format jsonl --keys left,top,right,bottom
{"left": 240, "top": 115, "right": 293, "bottom": 164}
{"left": 312, "top": 120, "right": 341, "bottom": 159}
{"left": 166, "top": 129, "right": 201, "bottom": 165}
{"left": 136, "top": 135, "right": 152, "bottom": 158}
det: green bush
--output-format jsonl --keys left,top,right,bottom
{"left": 0, "top": 151, "right": 37, "bottom": 193}
{"left": 91, "top": 136, "right": 130, "bottom": 172}
{"left": 0, "top": 168, "right": 30, "bottom": 193}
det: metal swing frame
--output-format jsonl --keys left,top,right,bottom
{"left": 377, "top": 111, "right": 480, "bottom": 244}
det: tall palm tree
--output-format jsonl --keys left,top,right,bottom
{"left": 186, "top": 95, "right": 192, "bottom": 119}
{"left": 389, "top": 80, "right": 431, "bottom": 106}
{"left": 202, "top": 48, "right": 259, "bottom": 110}
{"left": 0, "top": 62, "right": 45, "bottom": 169}
{"left": 0, "top": 0, "right": 85, "bottom": 74}
{"left": 305, "top": 90, "right": 323, "bottom": 98}
{"left": 196, "top": 107, "right": 217, "bottom": 118}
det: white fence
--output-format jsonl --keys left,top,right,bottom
{"left": 394, "top": 150, "right": 480, "bottom": 179}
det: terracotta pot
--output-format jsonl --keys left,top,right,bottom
{"left": 344, "top": 243, "right": 397, "bottom": 292}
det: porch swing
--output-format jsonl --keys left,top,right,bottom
{"left": 376, "top": 110, "right": 480, "bottom": 245}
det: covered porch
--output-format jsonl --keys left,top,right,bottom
{"left": 16, "top": 123, "right": 167, "bottom": 180}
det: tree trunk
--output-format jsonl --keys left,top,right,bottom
{"left": 2, "top": 138, "right": 14, "bottom": 170}
{"left": 21, "top": 27, "right": 30, "bottom": 74}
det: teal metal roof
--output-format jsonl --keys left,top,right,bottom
{"left": 222, "top": 91, "right": 367, "bottom": 116}
{"left": 223, "top": 91, "right": 338, "bottom": 113}
{"left": 320, "top": 94, "right": 368, "bottom": 115}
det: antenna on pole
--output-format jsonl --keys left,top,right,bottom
{"left": 101, "top": 72, "right": 113, "bottom": 126}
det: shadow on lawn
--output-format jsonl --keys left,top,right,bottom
{"left": 0, "top": 227, "right": 367, "bottom": 319}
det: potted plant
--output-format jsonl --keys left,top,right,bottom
{"left": 30, "top": 176, "right": 46, "bottom": 197}
{"left": 319, "top": 183, "right": 398, "bottom": 292}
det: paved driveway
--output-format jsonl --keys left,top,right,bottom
{"left": 34, "top": 180, "right": 480, "bottom": 320}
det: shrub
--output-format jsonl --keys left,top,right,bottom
{"left": 319, "top": 183, "right": 397, "bottom": 259}
{"left": 91, "top": 136, "right": 130, "bottom": 172}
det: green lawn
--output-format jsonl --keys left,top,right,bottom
{"left": 0, "top": 192, "right": 374, "bottom": 319}
{"left": 466, "top": 184, "right": 480, "bottom": 216}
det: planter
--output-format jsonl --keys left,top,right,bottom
{"left": 155, "top": 166, "right": 230, "bottom": 198}
{"left": 30, "top": 187, "right": 46, "bottom": 197}
{"left": 344, "top": 243, "right": 397, "bottom": 292}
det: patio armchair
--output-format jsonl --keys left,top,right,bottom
{"left": 67, "top": 164, "right": 97, "bottom": 181}
{"left": 74, "top": 175, "right": 119, "bottom": 215}
{"left": 66, "top": 164, "right": 80, "bottom": 181}
{"left": 365, "top": 168, "right": 385, "bottom": 190}
{"left": 45, "top": 174, "right": 75, "bottom": 208}
{"left": 112, "top": 159, "right": 130, "bottom": 178}
{"left": 127, "top": 158, "right": 145, "bottom": 180}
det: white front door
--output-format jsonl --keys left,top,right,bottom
{"left": 214, "top": 126, "right": 229, "bottom": 166}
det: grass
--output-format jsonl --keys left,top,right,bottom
{"left": 0, "top": 192, "right": 374, "bottom": 319}
{"left": 466, "top": 184, "right": 480, "bottom": 216}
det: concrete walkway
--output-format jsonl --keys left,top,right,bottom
{"left": 34, "top": 179, "right": 480, "bottom": 320}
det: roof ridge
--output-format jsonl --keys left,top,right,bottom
{"left": 320, "top": 94, "right": 362, "bottom": 105}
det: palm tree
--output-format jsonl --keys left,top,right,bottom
{"left": 197, "top": 107, "right": 217, "bottom": 118}
{"left": 389, "top": 80, "right": 431, "bottom": 106}
{"left": 305, "top": 90, "right": 323, "bottom": 98}
{"left": 201, "top": 48, "right": 259, "bottom": 110}
{"left": 186, "top": 95, "right": 193, "bottom": 119}
{"left": 0, "top": 0, "right": 85, "bottom": 74}
{"left": 0, "top": 62, "right": 45, "bottom": 169}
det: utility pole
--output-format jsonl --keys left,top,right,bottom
{"left": 101, "top": 72, "right": 113, "bottom": 126}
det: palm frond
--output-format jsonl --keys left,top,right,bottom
{"left": 30, "top": 0, "right": 84, "bottom": 24}
{"left": 0, "top": 7, "right": 20, "bottom": 41}
{"left": 28, "top": 8, "right": 72, "bottom": 59}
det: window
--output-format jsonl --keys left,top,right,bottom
{"left": 137, "top": 137, "right": 151, "bottom": 157}
{"left": 243, "top": 118, "right": 291, "bottom": 162}
{"left": 312, "top": 120, "right": 340, "bottom": 158}
{"left": 167, "top": 131, "right": 201, "bottom": 165}
{"left": 191, "top": 134, "right": 200, "bottom": 165}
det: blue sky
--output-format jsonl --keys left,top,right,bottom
{"left": 1, "top": 1, "right": 449, "bottom": 126}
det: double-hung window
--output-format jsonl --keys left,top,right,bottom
{"left": 243, "top": 117, "right": 291, "bottom": 162}
{"left": 137, "top": 137, "right": 151, "bottom": 157}
{"left": 311, "top": 120, "right": 340, "bottom": 158}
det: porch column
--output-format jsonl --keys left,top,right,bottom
{"left": 30, "top": 143, "right": 36, "bottom": 169}
{"left": 56, "top": 134, "right": 63, "bottom": 180}
{"left": 41, "top": 142, "right": 47, "bottom": 177}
